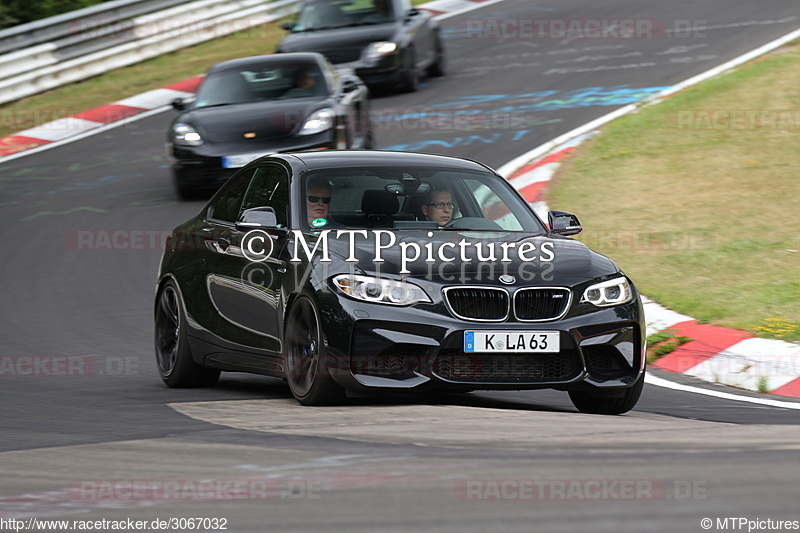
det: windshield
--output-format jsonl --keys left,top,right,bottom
{"left": 301, "top": 166, "right": 547, "bottom": 233}
{"left": 195, "top": 65, "right": 327, "bottom": 108}
{"left": 292, "top": 0, "right": 395, "bottom": 31}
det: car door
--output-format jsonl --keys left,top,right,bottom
{"left": 203, "top": 163, "right": 291, "bottom": 358}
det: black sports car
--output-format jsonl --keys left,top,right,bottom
{"left": 167, "top": 53, "right": 372, "bottom": 199}
{"left": 277, "top": 0, "right": 445, "bottom": 92}
{"left": 155, "top": 150, "right": 646, "bottom": 414}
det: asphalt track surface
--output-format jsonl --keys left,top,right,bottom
{"left": 1, "top": 0, "right": 799, "bottom": 530}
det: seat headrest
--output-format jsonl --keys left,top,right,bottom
{"left": 361, "top": 190, "right": 399, "bottom": 215}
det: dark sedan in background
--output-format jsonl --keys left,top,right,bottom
{"left": 155, "top": 151, "right": 646, "bottom": 414}
{"left": 167, "top": 53, "right": 372, "bottom": 199}
{"left": 277, "top": 0, "right": 445, "bottom": 92}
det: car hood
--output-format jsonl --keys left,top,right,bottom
{"left": 279, "top": 23, "right": 398, "bottom": 53}
{"left": 315, "top": 230, "right": 620, "bottom": 286}
{"left": 179, "top": 100, "right": 328, "bottom": 144}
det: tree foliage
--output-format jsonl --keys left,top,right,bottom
{"left": 0, "top": 0, "right": 112, "bottom": 30}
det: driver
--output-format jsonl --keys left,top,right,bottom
{"left": 421, "top": 189, "right": 455, "bottom": 227}
{"left": 306, "top": 177, "right": 344, "bottom": 228}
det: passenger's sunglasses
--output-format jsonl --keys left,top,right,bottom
{"left": 307, "top": 195, "right": 332, "bottom": 204}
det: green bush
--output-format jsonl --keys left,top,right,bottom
{"left": 0, "top": 0, "right": 112, "bottom": 30}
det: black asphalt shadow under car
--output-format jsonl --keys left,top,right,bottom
{"left": 167, "top": 52, "right": 372, "bottom": 199}
{"left": 155, "top": 150, "right": 646, "bottom": 414}
{"left": 277, "top": 0, "right": 445, "bottom": 92}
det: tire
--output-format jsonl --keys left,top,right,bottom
{"left": 175, "top": 182, "right": 197, "bottom": 201}
{"left": 155, "top": 280, "right": 220, "bottom": 388}
{"left": 400, "top": 47, "right": 419, "bottom": 93}
{"left": 362, "top": 129, "right": 376, "bottom": 150}
{"left": 284, "top": 294, "right": 346, "bottom": 406}
{"left": 427, "top": 36, "right": 445, "bottom": 77}
{"left": 568, "top": 373, "right": 644, "bottom": 415}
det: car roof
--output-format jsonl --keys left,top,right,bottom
{"left": 208, "top": 53, "right": 324, "bottom": 74}
{"left": 277, "top": 150, "right": 496, "bottom": 173}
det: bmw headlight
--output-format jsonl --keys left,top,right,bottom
{"left": 581, "top": 277, "right": 633, "bottom": 307}
{"left": 365, "top": 41, "right": 398, "bottom": 59}
{"left": 172, "top": 123, "right": 203, "bottom": 146}
{"left": 333, "top": 275, "right": 431, "bottom": 306}
{"left": 299, "top": 108, "right": 335, "bottom": 135}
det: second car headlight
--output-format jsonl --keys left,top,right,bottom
{"left": 365, "top": 41, "right": 398, "bottom": 59}
{"left": 299, "top": 108, "right": 335, "bottom": 135}
{"left": 333, "top": 275, "right": 431, "bottom": 306}
{"left": 172, "top": 123, "right": 203, "bottom": 146}
{"left": 581, "top": 277, "right": 633, "bottom": 307}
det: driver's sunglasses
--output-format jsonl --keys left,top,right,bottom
{"left": 426, "top": 202, "right": 455, "bottom": 209}
{"left": 307, "top": 195, "right": 332, "bottom": 204}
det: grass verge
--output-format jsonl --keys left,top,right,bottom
{"left": 550, "top": 45, "right": 800, "bottom": 341}
{"left": 0, "top": 0, "right": 428, "bottom": 139}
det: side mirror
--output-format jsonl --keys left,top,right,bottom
{"left": 341, "top": 78, "right": 359, "bottom": 93}
{"left": 548, "top": 210, "right": 582, "bottom": 236}
{"left": 404, "top": 8, "right": 420, "bottom": 22}
{"left": 236, "top": 206, "right": 281, "bottom": 231}
{"left": 171, "top": 98, "right": 186, "bottom": 111}
{"left": 281, "top": 21, "right": 294, "bottom": 31}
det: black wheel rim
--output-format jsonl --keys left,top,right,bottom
{"left": 286, "top": 299, "right": 320, "bottom": 397}
{"left": 155, "top": 286, "right": 180, "bottom": 376}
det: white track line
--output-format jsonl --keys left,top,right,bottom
{"left": 646, "top": 374, "right": 800, "bottom": 409}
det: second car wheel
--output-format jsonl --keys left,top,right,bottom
{"left": 400, "top": 47, "right": 419, "bottom": 93}
{"left": 284, "top": 294, "right": 346, "bottom": 405}
{"left": 155, "top": 279, "right": 220, "bottom": 388}
{"left": 427, "top": 37, "right": 445, "bottom": 77}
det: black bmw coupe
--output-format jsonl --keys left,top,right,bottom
{"left": 277, "top": 0, "right": 445, "bottom": 92}
{"left": 167, "top": 53, "right": 372, "bottom": 199}
{"left": 155, "top": 150, "right": 646, "bottom": 414}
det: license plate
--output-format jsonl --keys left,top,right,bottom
{"left": 221, "top": 151, "right": 273, "bottom": 169}
{"left": 464, "top": 331, "right": 560, "bottom": 353}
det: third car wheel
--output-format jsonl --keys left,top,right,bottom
{"left": 155, "top": 280, "right": 220, "bottom": 388}
{"left": 427, "top": 38, "right": 446, "bottom": 77}
{"left": 400, "top": 47, "right": 419, "bottom": 93}
{"left": 284, "top": 294, "right": 346, "bottom": 406}
{"left": 568, "top": 373, "right": 645, "bottom": 415}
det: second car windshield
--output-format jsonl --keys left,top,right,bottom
{"left": 195, "top": 65, "right": 326, "bottom": 108}
{"left": 293, "top": 0, "right": 395, "bottom": 31}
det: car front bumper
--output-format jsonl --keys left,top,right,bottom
{"left": 318, "top": 293, "right": 646, "bottom": 393}
{"left": 169, "top": 131, "right": 338, "bottom": 189}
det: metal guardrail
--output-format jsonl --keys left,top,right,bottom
{"left": 0, "top": 0, "right": 189, "bottom": 55}
{"left": 0, "top": 0, "right": 301, "bottom": 106}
